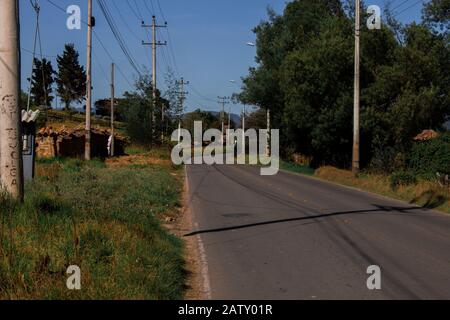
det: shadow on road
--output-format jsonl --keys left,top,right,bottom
{"left": 409, "top": 190, "right": 447, "bottom": 209}
{"left": 184, "top": 204, "right": 427, "bottom": 237}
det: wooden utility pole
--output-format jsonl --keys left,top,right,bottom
{"left": 352, "top": 0, "right": 361, "bottom": 174}
{"left": 110, "top": 63, "right": 115, "bottom": 157}
{"left": 176, "top": 77, "right": 189, "bottom": 143}
{"left": 85, "top": 0, "right": 93, "bottom": 160}
{"left": 0, "top": 0, "right": 24, "bottom": 201}
{"left": 142, "top": 16, "right": 167, "bottom": 144}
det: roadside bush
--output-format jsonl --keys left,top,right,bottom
{"left": 390, "top": 171, "right": 417, "bottom": 189}
{"left": 408, "top": 133, "right": 450, "bottom": 179}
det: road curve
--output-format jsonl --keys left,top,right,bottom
{"left": 185, "top": 164, "right": 450, "bottom": 299}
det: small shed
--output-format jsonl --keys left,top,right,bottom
{"left": 36, "top": 126, "right": 129, "bottom": 159}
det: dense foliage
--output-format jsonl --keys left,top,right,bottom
{"left": 409, "top": 133, "right": 450, "bottom": 178}
{"left": 238, "top": 0, "right": 450, "bottom": 171}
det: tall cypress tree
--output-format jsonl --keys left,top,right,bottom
{"left": 30, "top": 58, "right": 55, "bottom": 108}
{"left": 56, "top": 44, "right": 86, "bottom": 110}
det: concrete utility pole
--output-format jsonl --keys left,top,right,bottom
{"left": 85, "top": 0, "right": 93, "bottom": 160}
{"left": 217, "top": 96, "right": 229, "bottom": 145}
{"left": 110, "top": 63, "right": 115, "bottom": 157}
{"left": 227, "top": 105, "right": 232, "bottom": 143}
{"left": 0, "top": 0, "right": 24, "bottom": 201}
{"left": 352, "top": 0, "right": 360, "bottom": 174}
{"left": 176, "top": 77, "right": 189, "bottom": 143}
{"left": 242, "top": 105, "right": 246, "bottom": 152}
{"left": 142, "top": 16, "right": 167, "bottom": 144}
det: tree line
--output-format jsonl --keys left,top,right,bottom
{"left": 27, "top": 43, "right": 87, "bottom": 110}
{"left": 26, "top": 43, "right": 186, "bottom": 146}
{"left": 237, "top": 0, "right": 449, "bottom": 172}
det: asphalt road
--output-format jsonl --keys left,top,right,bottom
{"left": 185, "top": 164, "right": 450, "bottom": 300}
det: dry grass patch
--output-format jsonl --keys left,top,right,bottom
{"left": 315, "top": 166, "right": 450, "bottom": 214}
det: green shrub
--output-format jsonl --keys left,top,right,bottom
{"left": 390, "top": 171, "right": 417, "bottom": 189}
{"left": 409, "top": 133, "right": 450, "bottom": 178}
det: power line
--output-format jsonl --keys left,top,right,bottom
{"left": 132, "top": 0, "right": 145, "bottom": 22}
{"left": 393, "top": 0, "right": 425, "bottom": 18}
{"left": 141, "top": 0, "right": 154, "bottom": 16}
{"left": 110, "top": 0, "right": 143, "bottom": 42}
{"left": 125, "top": 0, "right": 142, "bottom": 21}
{"left": 45, "top": 0, "right": 135, "bottom": 88}
{"left": 92, "top": 34, "right": 134, "bottom": 87}
{"left": 21, "top": 47, "right": 56, "bottom": 59}
{"left": 92, "top": 49, "right": 109, "bottom": 83}
{"left": 154, "top": 0, "right": 216, "bottom": 104}
{"left": 97, "top": 0, "right": 142, "bottom": 76}
{"left": 391, "top": 0, "right": 412, "bottom": 12}
{"left": 156, "top": 0, "right": 167, "bottom": 22}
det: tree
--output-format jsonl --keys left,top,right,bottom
{"left": 117, "top": 74, "right": 168, "bottom": 145}
{"left": 163, "top": 68, "right": 182, "bottom": 133}
{"left": 30, "top": 58, "right": 55, "bottom": 108}
{"left": 20, "top": 90, "right": 29, "bottom": 109}
{"left": 423, "top": 0, "right": 450, "bottom": 34}
{"left": 95, "top": 98, "right": 124, "bottom": 121}
{"left": 56, "top": 44, "right": 86, "bottom": 110}
{"left": 245, "top": 108, "right": 267, "bottom": 130}
{"left": 363, "top": 22, "right": 450, "bottom": 170}
{"left": 94, "top": 99, "right": 111, "bottom": 117}
{"left": 238, "top": 0, "right": 450, "bottom": 169}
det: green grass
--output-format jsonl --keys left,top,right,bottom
{"left": 125, "top": 145, "right": 151, "bottom": 155}
{"left": 280, "top": 160, "right": 316, "bottom": 176}
{"left": 0, "top": 154, "right": 185, "bottom": 299}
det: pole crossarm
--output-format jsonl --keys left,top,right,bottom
{"left": 141, "top": 15, "right": 168, "bottom": 143}
{"left": 142, "top": 40, "right": 167, "bottom": 46}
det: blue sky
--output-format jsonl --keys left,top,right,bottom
{"left": 19, "top": 0, "right": 426, "bottom": 113}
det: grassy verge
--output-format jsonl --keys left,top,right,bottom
{"left": 314, "top": 166, "right": 450, "bottom": 214}
{"left": 280, "top": 160, "right": 316, "bottom": 176}
{"left": 0, "top": 150, "right": 185, "bottom": 299}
